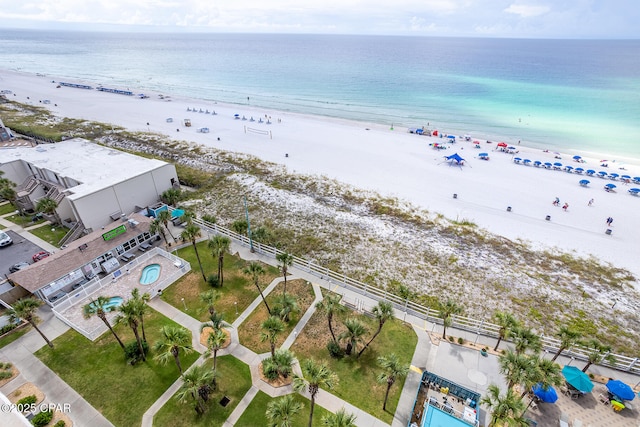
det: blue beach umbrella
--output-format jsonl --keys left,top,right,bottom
{"left": 544, "top": 162, "right": 552, "bottom": 168}
{"left": 598, "top": 171, "right": 608, "bottom": 177}
{"left": 605, "top": 183, "right": 617, "bottom": 189}
{"left": 532, "top": 383, "right": 558, "bottom": 403}
{"left": 534, "top": 160, "right": 542, "bottom": 166}
{"left": 523, "top": 159, "right": 531, "bottom": 164}
{"left": 514, "top": 157, "right": 522, "bottom": 162}
{"left": 553, "top": 162, "right": 562, "bottom": 167}
{"left": 621, "top": 175, "right": 631, "bottom": 179}
{"left": 634, "top": 177, "right": 640, "bottom": 182}
{"left": 575, "top": 167, "right": 584, "bottom": 173}
{"left": 573, "top": 155, "right": 582, "bottom": 160}
{"left": 565, "top": 165, "right": 573, "bottom": 171}
{"left": 629, "top": 188, "right": 640, "bottom": 195}
{"left": 579, "top": 180, "right": 590, "bottom": 187}
{"left": 478, "top": 153, "right": 488, "bottom": 157}
{"left": 586, "top": 169, "right": 596, "bottom": 175}
{"left": 609, "top": 173, "right": 619, "bottom": 179}
{"left": 562, "top": 366, "right": 594, "bottom": 393}
{"left": 606, "top": 380, "right": 635, "bottom": 401}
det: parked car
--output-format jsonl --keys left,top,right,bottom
{"left": 0, "top": 231, "right": 12, "bottom": 247}
{"left": 32, "top": 251, "right": 51, "bottom": 262}
{"left": 9, "top": 262, "right": 30, "bottom": 273}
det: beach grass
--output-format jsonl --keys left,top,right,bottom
{"left": 234, "top": 390, "right": 331, "bottom": 427}
{"left": 35, "top": 308, "right": 200, "bottom": 427}
{"left": 153, "top": 355, "right": 251, "bottom": 427}
{"left": 161, "top": 243, "right": 278, "bottom": 323}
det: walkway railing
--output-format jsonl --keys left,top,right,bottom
{"left": 189, "top": 215, "right": 640, "bottom": 375}
{"left": 51, "top": 248, "right": 190, "bottom": 341}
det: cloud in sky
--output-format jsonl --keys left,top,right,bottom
{"left": 0, "top": 0, "right": 638, "bottom": 38}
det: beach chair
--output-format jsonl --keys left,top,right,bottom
{"left": 559, "top": 412, "right": 569, "bottom": 427}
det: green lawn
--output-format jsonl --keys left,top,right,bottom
{"left": 237, "top": 279, "right": 315, "bottom": 354}
{"left": 5, "top": 213, "right": 46, "bottom": 227}
{"left": 154, "top": 355, "right": 252, "bottom": 427}
{"left": 0, "top": 324, "right": 31, "bottom": 349}
{"left": 162, "top": 242, "right": 279, "bottom": 324}
{"left": 0, "top": 203, "right": 16, "bottom": 216}
{"left": 29, "top": 224, "right": 68, "bottom": 246}
{"left": 291, "top": 310, "right": 418, "bottom": 423}
{"left": 234, "top": 390, "right": 331, "bottom": 427}
{"left": 35, "top": 308, "right": 200, "bottom": 427}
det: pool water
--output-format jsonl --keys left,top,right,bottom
{"left": 140, "top": 263, "right": 161, "bottom": 285}
{"left": 89, "top": 296, "right": 123, "bottom": 312}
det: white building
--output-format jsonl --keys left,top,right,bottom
{"left": 0, "top": 138, "right": 178, "bottom": 243}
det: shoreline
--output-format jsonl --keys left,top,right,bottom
{"left": 2, "top": 69, "right": 640, "bottom": 281}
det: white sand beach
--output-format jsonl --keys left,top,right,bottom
{"left": 2, "top": 70, "right": 640, "bottom": 282}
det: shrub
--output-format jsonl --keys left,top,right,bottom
{"left": 207, "top": 274, "right": 220, "bottom": 288}
{"left": 201, "top": 214, "right": 216, "bottom": 224}
{"left": 31, "top": 409, "right": 53, "bottom": 427}
{"left": 124, "top": 340, "right": 149, "bottom": 365}
{"left": 326, "top": 341, "right": 344, "bottom": 359}
{"left": 0, "top": 371, "right": 12, "bottom": 380}
{"left": 0, "top": 323, "right": 17, "bottom": 335}
{"left": 54, "top": 421, "right": 65, "bottom": 427}
{"left": 262, "top": 358, "right": 280, "bottom": 381}
{"left": 17, "top": 395, "right": 37, "bottom": 406}
{"left": 448, "top": 336, "right": 454, "bottom": 342}
{"left": 457, "top": 337, "right": 464, "bottom": 345}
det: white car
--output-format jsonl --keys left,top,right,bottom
{"left": 0, "top": 231, "right": 12, "bottom": 247}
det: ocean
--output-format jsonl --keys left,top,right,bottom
{"left": 0, "top": 29, "right": 639, "bottom": 159}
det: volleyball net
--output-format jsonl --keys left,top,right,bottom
{"left": 244, "top": 126, "right": 272, "bottom": 139}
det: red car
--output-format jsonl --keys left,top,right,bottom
{"left": 32, "top": 251, "right": 51, "bottom": 262}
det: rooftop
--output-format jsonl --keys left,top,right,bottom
{"left": 1, "top": 138, "right": 169, "bottom": 200}
{"left": 8, "top": 212, "right": 153, "bottom": 292}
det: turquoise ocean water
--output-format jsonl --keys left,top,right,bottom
{"left": 0, "top": 30, "right": 639, "bottom": 159}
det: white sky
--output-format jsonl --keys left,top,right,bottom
{"left": 0, "top": 0, "right": 638, "bottom": 38}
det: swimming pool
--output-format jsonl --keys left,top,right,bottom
{"left": 421, "top": 405, "right": 473, "bottom": 427}
{"left": 88, "top": 296, "right": 123, "bottom": 312}
{"left": 140, "top": 263, "right": 161, "bottom": 285}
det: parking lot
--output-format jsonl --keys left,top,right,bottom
{"left": 0, "top": 230, "right": 46, "bottom": 278}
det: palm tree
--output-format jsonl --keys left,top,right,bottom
{"left": 276, "top": 252, "right": 294, "bottom": 296}
{"left": 321, "top": 408, "right": 357, "bottom": 427}
{"left": 176, "top": 364, "right": 218, "bottom": 414}
{"left": 161, "top": 188, "right": 182, "bottom": 206}
{"left": 315, "top": 294, "right": 347, "bottom": 345}
{"left": 480, "top": 384, "right": 527, "bottom": 427}
{"left": 208, "top": 235, "right": 231, "bottom": 286}
{"left": 157, "top": 209, "right": 176, "bottom": 241}
{"left": 203, "top": 328, "right": 227, "bottom": 370}
{"left": 437, "top": 299, "right": 463, "bottom": 340}
{"left": 153, "top": 325, "right": 193, "bottom": 375}
{"left": 551, "top": 326, "right": 581, "bottom": 361}
{"left": 581, "top": 339, "right": 615, "bottom": 373}
{"left": 243, "top": 262, "right": 270, "bottom": 314}
{"left": 358, "top": 301, "right": 393, "bottom": 357}
{"left": 201, "top": 312, "right": 225, "bottom": 332}
{"left": 273, "top": 293, "right": 299, "bottom": 323}
{"left": 293, "top": 359, "right": 338, "bottom": 427}
{"left": 376, "top": 353, "right": 409, "bottom": 411}
{"left": 261, "top": 316, "right": 285, "bottom": 358}
{"left": 149, "top": 218, "right": 169, "bottom": 247}
{"left": 499, "top": 350, "right": 534, "bottom": 390}
{"left": 493, "top": 311, "right": 519, "bottom": 352}
{"left": 83, "top": 296, "right": 125, "bottom": 349}
{"left": 511, "top": 326, "right": 542, "bottom": 355}
{"left": 522, "top": 357, "right": 563, "bottom": 399}
{"left": 130, "top": 288, "right": 150, "bottom": 342}
{"left": 181, "top": 222, "right": 206, "bottom": 282}
{"left": 36, "top": 196, "right": 59, "bottom": 224}
{"left": 338, "top": 318, "right": 367, "bottom": 356}
{"left": 7, "top": 298, "right": 53, "bottom": 348}
{"left": 266, "top": 395, "right": 303, "bottom": 427}
{"left": 199, "top": 289, "right": 221, "bottom": 316}
{"left": 116, "top": 299, "right": 146, "bottom": 361}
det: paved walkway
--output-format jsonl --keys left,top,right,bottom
{"left": 2, "top": 213, "right": 639, "bottom": 426}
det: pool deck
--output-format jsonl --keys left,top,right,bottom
{"left": 55, "top": 253, "right": 179, "bottom": 335}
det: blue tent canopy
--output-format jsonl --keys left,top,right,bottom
{"left": 445, "top": 153, "right": 465, "bottom": 165}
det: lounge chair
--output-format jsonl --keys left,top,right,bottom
{"left": 559, "top": 412, "right": 569, "bottom": 427}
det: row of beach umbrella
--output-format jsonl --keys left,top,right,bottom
{"left": 512, "top": 157, "right": 640, "bottom": 183}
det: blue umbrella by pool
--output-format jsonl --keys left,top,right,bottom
{"left": 562, "top": 366, "right": 594, "bottom": 393}
{"left": 532, "top": 384, "right": 558, "bottom": 403}
{"left": 579, "top": 180, "right": 590, "bottom": 187}
{"left": 606, "top": 380, "right": 635, "bottom": 401}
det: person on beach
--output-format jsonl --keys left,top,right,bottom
{"left": 562, "top": 203, "right": 569, "bottom": 211}
{"left": 606, "top": 217, "right": 613, "bottom": 226}
{"left": 588, "top": 198, "right": 594, "bottom": 206}
{"left": 553, "top": 197, "right": 560, "bottom": 206}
